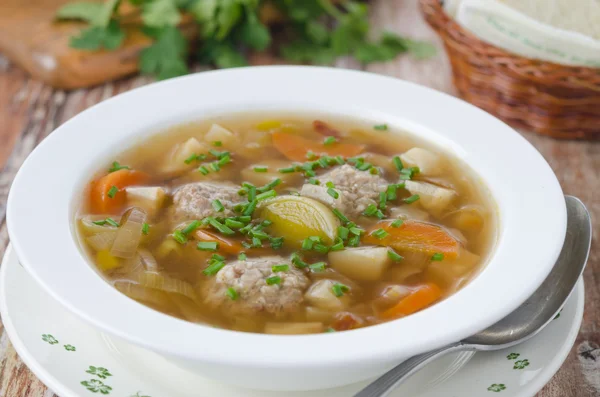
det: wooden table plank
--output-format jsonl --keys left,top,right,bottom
{"left": 0, "top": 1, "right": 598, "bottom": 396}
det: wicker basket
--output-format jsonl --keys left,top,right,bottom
{"left": 420, "top": 0, "right": 600, "bottom": 139}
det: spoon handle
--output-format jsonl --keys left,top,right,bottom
{"left": 353, "top": 341, "right": 466, "bottom": 397}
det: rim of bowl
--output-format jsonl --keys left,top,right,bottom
{"left": 7, "top": 66, "right": 566, "bottom": 368}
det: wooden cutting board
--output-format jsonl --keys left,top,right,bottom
{"left": 0, "top": 0, "right": 199, "bottom": 89}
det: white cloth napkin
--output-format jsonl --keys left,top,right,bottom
{"left": 445, "top": 0, "right": 600, "bottom": 68}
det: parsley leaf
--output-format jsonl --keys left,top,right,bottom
{"left": 215, "top": 0, "right": 244, "bottom": 40}
{"left": 95, "top": 0, "right": 121, "bottom": 27}
{"left": 280, "top": 41, "right": 336, "bottom": 65}
{"left": 142, "top": 0, "right": 182, "bottom": 28}
{"left": 55, "top": 2, "right": 104, "bottom": 23}
{"left": 140, "top": 26, "right": 189, "bottom": 79}
{"left": 198, "top": 39, "right": 248, "bottom": 68}
{"left": 238, "top": 9, "right": 271, "bottom": 51}
{"left": 70, "top": 20, "right": 125, "bottom": 50}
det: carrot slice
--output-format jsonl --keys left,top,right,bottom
{"left": 272, "top": 131, "right": 364, "bottom": 161}
{"left": 193, "top": 229, "right": 244, "bottom": 255}
{"left": 364, "top": 220, "right": 460, "bottom": 259}
{"left": 380, "top": 283, "right": 442, "bottom": 319}
{"left": 89, "top": 169, "right": 148, "bottom": 214}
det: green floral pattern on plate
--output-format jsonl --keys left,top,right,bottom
{"left": 81, "top": 379, "right": 113, "bottom": 394}
{"left": 513, "top": 359, "right": 530, "bottom": 370}
{"left": 506, "top": 353, "right": 520, "bottom": 360}
{"left": 488, "top": 384, "right": 506, "bottom": 392}
{"left": 64, "top": 344, "right": 76, "bottom": 351}
{"left": 86, "top": 366, "right": 112, "bottom": 379}
{"left": 42, "top": 334, "right": 58, "bottom": 345}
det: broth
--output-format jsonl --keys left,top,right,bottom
{"left": 76, "top": 114, "right": 497, "bottom": 334}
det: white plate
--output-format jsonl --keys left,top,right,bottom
{"left": 0, "top": 244, "right": 583, "bottom": 397}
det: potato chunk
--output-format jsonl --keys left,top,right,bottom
{"left": 400, "top": 148, "right": 446, "bottom": 176}
{"left": 328, "top": 246, "right": 391, "bottom": 281}
{"left": 305, "top": 280, "right": 350, "bottom": 311}
{"left": 126, "top": 186, "right": 166, "bottom": 217}
{"left": 404, "top": 180, "right": 456, "bottom": 215}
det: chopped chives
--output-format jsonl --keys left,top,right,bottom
{"left": 372, "top": 228, "right": 389, "bottom": 239}
{"left": 318, "top": 157, "right": 329, "bottom": 168}
{"left": 92, "top": 220, "right": 107, "bottom": 226}
{"left": 243, "top": 199, "right": 258, "bottom": 216}
{"left": 375, "top": 209, "right": 385, "bottom": 219}
{"left": 332, "top": 209, "right": 349, "bottom": 224}
{"left": 107, "top": 185, "right": 118, "bottom": 199}
{"left": 203, "top": 260, "right": 225, "bottom": 276}
{"left": 356, "top": 162, "right": 372, "bottom": 171}
{"left": 313, "top": 244, "right": 329, "bottom": 254}
{"left": 252, "top": 236, "right": 262, "bottom": 247}
{"left": 210, "top": 162, "right": 221, "bottom": 172}
{"left": 335, "top": 156, "right": 345, "bottom": 165}
{"left": 309, "top": 262, "right": 326, "bottom": 272}
{"left": 211, "top": 199, "right": 225, "bottom": 212}
{"left": 246, "top": 185, "right": 256, "bottom": 201}
{"left": 172, "top": 230, "right": 187, "bottom": 244}
{"left": 379, "top": 191, "right": 387, "bottom": 209}
{"left": 251, "top": 230, "right": 270, "bottom": 240}
{"left": 272, "top": 264, "right": 289, "bottom": 272}
{"left": 238, "top": 253, "right": 247, "bottom": 260}
{"left": 213, "top": 141, "right": 222, "bottom": 147}
{"left": 347, "top": 235, "right": 360, "bottom": 247}
{"left": 330, "top": 241, "right": 344, "bottom": 251}
{"left": 309, "top": 236, "right": 322, "bottom": 243}
{"left": 337, "top": 226, "right": 349, "bottom": 240}
{"left": 256, "top": 189, "right": 276, "bottom": 201}
{"left": 370, "top": 167, "right": 379, "bottom": 175}
{"left": 208, "top": 218, "right": 235, "bottom": 235}
{"left": 184, "top": 154, "right": 198, "bottom": 164}
{"left": 261, "top": 219, "right": 273, "bottom": 227}
{"left": 332, "top": 283, "right": 350, "bottom": 297}
{"left": 212, "top": 253, "right": 226, "bottom": 262}
{"left": 198, "top": 165, "right": 210, "bottom": 175}
{"left": 108, "top": 161, "right": 130, "bottom": 173}
{"left": 142, "top": 223, "right": 150, "bottom": 235}
{"left": 304, "top": 169, "right": 316, "bottom": 177}
{"left": 327, "top": 188, "right": 339, "bottom": 199}
{"left": 225, "top": 219, "right": 244, "bottom": 228}
{"left": 197, "top": 241, "right": 219, "bottom": 251}
{"left": 349, "top": 227, "right": 364, "bottom": 236}
{"left": 254, "top": 166, "right": 268, "bottom": 173}
{"left": 306, "top": 151, "right": 317, "bottom": 160}
{"left": 374, "top": 124, "right": 388, "bottom": 131}
{"left": 105, "top": 218, "right": 119, "bottom": 227}
{"left": 325, "top": 327, "right": 336, "bottom": 333}
{"left": 270, "top": 237, "right": 284, "bottom": 249}
{"left": 182, "top": 220, "right": 201, "bottom": 235}
{"left": 387, "top": 249, "right": 404, "bottom": 261}
{"left": 291, "top": 252, "right": 308, "bottom": 268}
{"left": 363, "top": 204, "right": 378, "bottom": 216}
{"left": 393, "top": 156, "right": 404, "bottom": 172}
{"left": 308, "top": 178, "right": 320, "bottom": 185}
{"left": 279, "top": 167, "right": 296, "bottom": 173}
{"left": 386, "top": 184, "right": 398, "bottom": 201}
{"left": 258, "top": 178, "right": 282, "bottom": 193}
{"left": 217, "top": 154, "right": 231, "bottom": 166}
{"left": 325, "top": 181, "right": 335, "bottom": 188}
{"left": 302, "top": 238, "right": 314, "bottom": 251}
{"left": 403, "top": 194, "right": 420, "bottom": 204}
{"left": 225, "top": 287, "right": 238, "bottom": 300}
{"left": 431, "top": 253, "right": 445, "bottom": 261}
{"left": 391, "top": 219, "right": 404, "bottom": 228}
{"left": 266, "top": 276, "right": 281, "bottom": 285}
{"left": 324, "top": 136, "right": 337, "bottom": 145}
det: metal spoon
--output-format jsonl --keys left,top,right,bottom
{"left": 355, "top": 195, "right": 591, "bottom": 397}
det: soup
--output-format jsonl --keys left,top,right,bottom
{"left": 76, "top": 115, "right": 496, "bottom": 334}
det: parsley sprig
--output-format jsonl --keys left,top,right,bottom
{"left": 56, "top": 0, "right": 435, "bottom": 80}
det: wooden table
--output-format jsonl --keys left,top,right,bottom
{"left": 0, "top": 1, "right": 598, "bottom": 395}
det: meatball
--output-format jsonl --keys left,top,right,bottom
{"left": 202, "top": 256, "right": 310, "bottom": 317}
{"left": 301, "top": 164, "right": 387, "bottom": 218}
{"left": 172, "top": 182, "right": 241, "bottom": 221}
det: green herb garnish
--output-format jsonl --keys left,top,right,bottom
{"left": 108, "top": 161, "right": 129, "bottom": 172}
{"left": 431, "top": 253, "right": 444, "bottom": 261}
{"left": 107, "top": 185, "right": 118, "bottom": 198}
{"left": 371, "top": 228, "right": 389, "bottom": 239}
{"left": 197, "top": 241, "right": 219, "bottom": 251}
{"left": 324, "top": 136, "right": 337, "bottom": 145}
{"left": 332, "top": 283, "right": 350, "bottom": 297}
{"left": 272, "top": 264, "right": 289, "bottom": 273}
{"left": 254, "top": 166, "right": 268, "bottom": 173}
{"left": 142, "top": 222, "right": 150, "bottom": 235}
{"left": 182, "top": 220, "right": 200, "bottom": 235}
{"left": 387, "top": 249, "right": 404, "bottom": 261}
{"left": 225, "top": 287, "right": 238, "bottom": 300}
{"left": 211, "top": 199, "right": 225, "bottom": 213}
{"left": 172, "top": 230, "right": 187, "bottom": 244}
{"left": 266, "top": 276, "right": 281, "bottom": 285}
{"left": 391, "top": 219, "right": 404, "bottom": 228}
{"left": 374, "top": 124, "right": 388, "bottom": 131}
{"left": 403, "top": 194, "right": 420, "bottom": 204}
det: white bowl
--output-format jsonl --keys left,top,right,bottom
{"left": 7, "top": 67, "right": 566, "bottom": 391}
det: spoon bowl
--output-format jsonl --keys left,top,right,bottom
{"left": 356, "top": 195, "right": 592, "bottom": 397}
